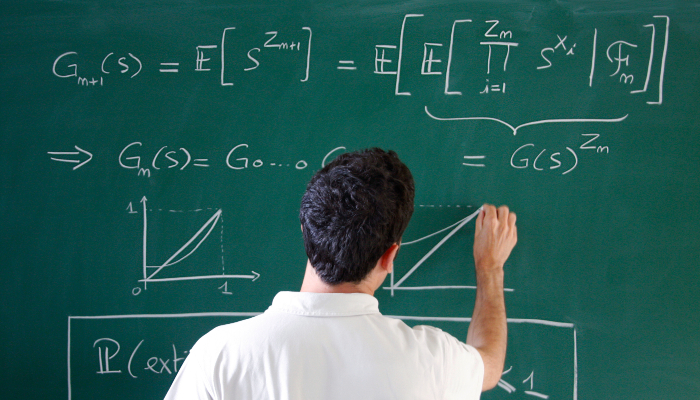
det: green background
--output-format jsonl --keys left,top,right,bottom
{"left": 1, "top": 1, "right": 699, "bottom": 398}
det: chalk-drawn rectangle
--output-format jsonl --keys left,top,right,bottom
{"left": 68, "top": 314, "right": 576, "bottom": 400}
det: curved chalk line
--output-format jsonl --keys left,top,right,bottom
{"left": 424, "top": 106, "right": 628, "bottom": 135}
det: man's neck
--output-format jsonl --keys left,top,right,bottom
{"left": 299, "top": 260, "right": 378, "bottom": 295}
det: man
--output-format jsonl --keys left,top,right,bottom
{"left": 164, "top": 148, "right": 517, "bottom": 399}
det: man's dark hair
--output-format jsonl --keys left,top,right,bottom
{"left": 299, "top": 148, "right": 415, "bottom": 284}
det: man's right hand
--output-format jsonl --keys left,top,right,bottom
{"left": 473, "top": 204, "right": 517, "bottom": 273}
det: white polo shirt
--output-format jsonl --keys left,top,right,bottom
{"left": 164, "top": 291, "right": 484, "bottom": 400}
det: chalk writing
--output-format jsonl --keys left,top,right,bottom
{"left": 50, "top": 14, "right": 669, "bottom": 104}
{"left": 47, "top": 146, "right": 93, "bottom": 170}
{"left": 112, "top": 143, "right": 345, "bottom": 177}
{"left": 93, "top": 337, "right": 187, "bottom": 378}
{"left": 498, "top": 367, "right": 551, "bottom": 399}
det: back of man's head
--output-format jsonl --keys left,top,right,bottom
{"left": 299, "top": 148, "right": 415, "bottom": 285}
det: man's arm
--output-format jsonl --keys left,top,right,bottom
{"left": 467, "top": 204, "right": 517, "bottom": 391}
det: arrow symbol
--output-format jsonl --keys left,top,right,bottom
{"left": 47, "top": 146, "right": 93, "bottom": 170}
{"left": 251, "top": 271, "right": 260, "bottom": 282}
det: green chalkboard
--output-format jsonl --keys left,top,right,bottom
{"left": 1, "top": 1, "right": 699, "bottom": 399}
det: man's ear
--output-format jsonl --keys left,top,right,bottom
{"left": 379, "top": 243, "right": 400, "bottom": 274}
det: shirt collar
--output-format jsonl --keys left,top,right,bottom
{"left": 268, "top": 291, "right": 380, "bottom": 317}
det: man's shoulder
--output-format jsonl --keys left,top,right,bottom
{"left": 191, "top": 314, "right": 269, "bottom": 352}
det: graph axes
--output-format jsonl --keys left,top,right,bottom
{"left": 139, "top": 273, "right": 260, "bottom": 283}
{"left": 135, "top": 197, "right": 259, "bottom": 294}
{"left": 385, "top": 285, "right": 514, "bottom": 292}
{"left": 386, "top": 207, "right": 514, "bottom": 296}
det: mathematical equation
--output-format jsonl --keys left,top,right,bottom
{"left": 442, "top": 113, "right": 622, "bottom": 175}
{"left": 47, "top": 144, "right": 348, "bottom": 177}
{"left": 48, "top": 132, "right": 612, "bottom": 177}
{"left": 117, "top": 143, "right": 346, "bottom": 177}
{"left": 51, "top": 14, "right": 669, "bottom": 104}
{"left": 92, "top": 337, "right": 187, "bottom": 378}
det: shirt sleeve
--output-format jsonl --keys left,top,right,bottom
{"left": 413, "top": 325, "right": 485, "bottom": 400}
{"left": 442, "top": 338, "right": 484, "bottom": 399}
{"left": 163, "top": 341, "right": 215, "bottom": 400}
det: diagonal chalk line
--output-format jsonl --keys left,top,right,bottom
{"left": 146, "top": 209, "right": 222, "bottom": 280}
{"left": 394, "top": 207, "right": 482, "bottom": 288}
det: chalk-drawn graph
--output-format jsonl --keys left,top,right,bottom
{"left": 384, "top": 206, "right": 514, "bottom": 296}
{"left": 132, "top": 197, "right": 259, "bottom": 295}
